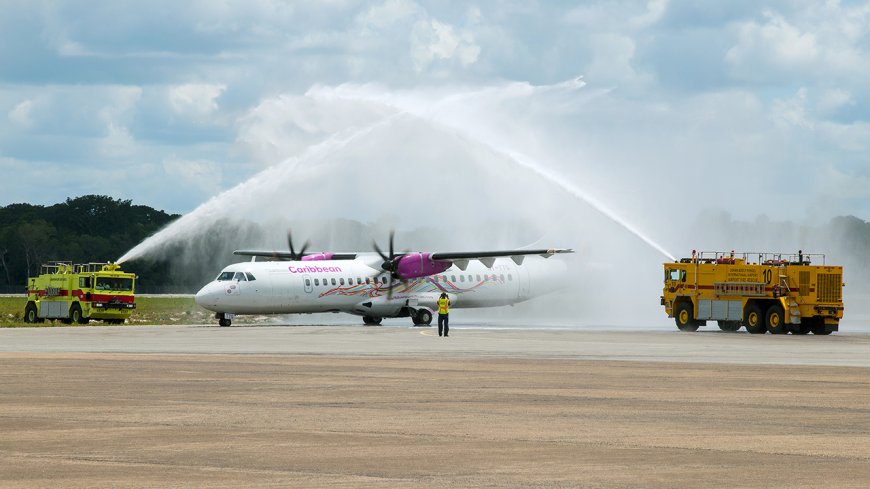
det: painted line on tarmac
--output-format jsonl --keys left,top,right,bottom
{"left": 420, "top": 329, "right": 437, "bottom": 336}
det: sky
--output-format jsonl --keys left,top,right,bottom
{"left": 2, "top": 0, "right": 870, "bottom": 222}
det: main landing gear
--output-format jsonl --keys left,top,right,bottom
{"left": 412, "top": 309, "right": 433, "bottom": 326}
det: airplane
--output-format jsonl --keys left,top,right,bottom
{"left": 194, "top": 232, "right": 573, "bottom": 327}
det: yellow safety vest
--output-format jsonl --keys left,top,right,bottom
{"left": 437, "top": 297, "right": 450, "bottom": 314}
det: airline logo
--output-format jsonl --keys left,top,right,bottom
{"left": 288, "top": 265, "right": 343, "bottom": 273}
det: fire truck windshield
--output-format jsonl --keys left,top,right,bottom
{"left": 95, "top": 277, "right": 133, "bottom": 291}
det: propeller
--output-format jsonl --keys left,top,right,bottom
{"left": 372, "top": 230, "right": 399, "bottom": 299}
{"left": 286, "top": 231, "right": 310, "bottom": 261}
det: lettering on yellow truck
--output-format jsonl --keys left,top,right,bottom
{"left": 661, "top": 250, "right": 844, "bottom": 335}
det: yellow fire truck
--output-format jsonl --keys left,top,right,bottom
{"left": 661, "top": 251, "right": 844, "bottom": 335}
{"left": 24, "top": 262, "right": 136, "bottom": 324}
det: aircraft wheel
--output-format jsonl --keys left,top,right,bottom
{"left": 765, "top": 305, "right": 787, "bottom": 334}
{"left": 219, "top": 318, "right": 231, "bottom": 327}
{"left": 675, "top": 302, "right": 698, "bottom": 332}
{"left": 744, "top": 304, "right": 766, "bottom": 334}
{"left": 414, "top": 309, "right": 432, "bottom": 326}
{"left": 24, "top": 303, "right": 38, "bottom": 323}
{"left": 363, "top": 315, "right": 382, "bottom": 326}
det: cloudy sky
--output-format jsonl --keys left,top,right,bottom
{"left": 2, "top": 0, "right": 870, "bottom": 228}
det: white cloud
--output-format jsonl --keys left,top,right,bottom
{"left": 8, "top": 99, "right": 34, "bottom": 128}
{"left": 169, "top": 83, "right": 226, "bottom": 120}
{"left": 817, "top": 88, "right": 854, "bottom": 114}
{"left": 726, "top": 10, "right": 820, "bottom": 74}
{"left": 410, "top": 19, "right": 480, "bottom": 71}
{"left": 162, "top": 156, "right": 222, "bottom": 194}
{"left": 357, "top": 0, "right": 421, "bottom": 29}
{"left": 630, "top": 0, "right": 668, "bottom": 28}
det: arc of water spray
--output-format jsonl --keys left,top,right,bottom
{"left": 116, "top": 111, "right": 408, "bottom": 264}
{"left": 318, "top": 83, "right": 677, "bottom": 262}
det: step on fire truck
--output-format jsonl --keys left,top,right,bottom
{"left": 24, "top": 262, "right": 136, "bottom": 324}
{"left": 661, "top": 251, "right": 844, "bottom": 335}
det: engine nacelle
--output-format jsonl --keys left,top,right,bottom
{"left": 302, "top": 253, "right": 334, "bottom": 261}
{"left": 396, "top": 253, "right": 451, "bottom": 279}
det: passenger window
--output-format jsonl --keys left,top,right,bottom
{"left": 357, "top": 277, "right": 362, "bottom": 285}
{"left": 500, "top": 274, "right": 505, "bottom": 281}
{"left": 305, "top": 279, "right": 311, "bottom": 286}
{"left": 508, "top": 274, "right": 513, "bottom": 281}
{"left": 365, "top": 277, "right": 370, "bottom": 285}
{"left": 314, "top": 278, "right": 320, "bottom": 286}
{"left": 460, "top": 275, "right": 465, "bottom": 282}
{"left": 331, "top": 278, "right": 337, "bottom": 286}
{"left": 451, "top": 275, "right": 456, "bottom": 282}
{"left": 476, "top": 274, "right": 481, "bottom": 282}
{"left": 340, "top": 278, "right": 345, "bottom": 285}
{"left": 246, "top": 272, "right": 256, "bottom": 281}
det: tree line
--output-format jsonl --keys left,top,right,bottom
{"left": 0, "top": 195, "right": 178, "bottom": 292}
{"left": 2, "top": 195, "right": 869, "bottom": 293}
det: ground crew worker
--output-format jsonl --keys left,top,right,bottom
{"left": 437, "top": 292, "right": 450, "bottom": 337}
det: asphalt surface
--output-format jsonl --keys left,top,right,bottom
{"left": 1, "top": 324, "right": 870, "bottom": 366}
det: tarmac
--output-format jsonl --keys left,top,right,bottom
{"left": 1, "top": 324, "right": 869, "bottom": 488}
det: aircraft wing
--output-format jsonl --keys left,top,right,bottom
{"left": 233, "top": 250, "right": 358, "bottom": 260}
{"left": 430, "top": 248, "right": 573, "bottom": 269}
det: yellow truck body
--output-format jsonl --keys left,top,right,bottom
{"left": 24, "top": 262, "right": 136, "bottom": 324}
{"left": 661, "top": 251, "right": 843, "bottom": 335}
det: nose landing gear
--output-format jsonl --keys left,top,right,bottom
{"left": 216, "top": 313, "right": 233, "bottom": 327}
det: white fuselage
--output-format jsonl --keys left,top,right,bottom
{"left": 194, "top": 254, "right": 567, "bottom": 319}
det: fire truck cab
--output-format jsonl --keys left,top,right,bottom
{"left": 24, "top": 262, "right": 136, "bottom": 324}
{"left": 661, "top": 251, "right": 843, "bottom": 335}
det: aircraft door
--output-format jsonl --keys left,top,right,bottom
{"left": 303, "top": 275, "right": 313, "bottom": 294}
{"left": 518, "top": 264, "right": 531, "bottom": 300}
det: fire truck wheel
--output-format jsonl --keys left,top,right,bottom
{"left": 69, "top": 304, "right": 84, "bottom": 325}
{"left": 717, "top": 320, "right": 741, "bottom": 332}
{"left": 793, "top": 324, "right": 811, "bottom": 335}
{"left": 810, "top": 320, "right": 832, "bottom": 335}
{"left": 765, "top": 305, "right": 787, "bottom": 334}
{"left": 24, "top": 303, "right": 38, "bottom": 323}
{"left": 674, "top": 302, "right": 698, "bottom": 332}
{"left": 744, "top": 304, "right": 766, "bottom": 334}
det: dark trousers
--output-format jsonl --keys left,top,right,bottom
{"left": 438, "top": 313, "right": 449, "bottom": 336}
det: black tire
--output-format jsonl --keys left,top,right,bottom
{"left": 414, "top": 309, "right": 432, "bottom": 326}
{"left": 793, "top": 324, "right": 811, "bottom": 335}
{"left": 363, "top": 315, "right": 382, "bottom": 326}
{"left": 675, "top": 302, "right": 699, "bottom": 332}
{"left": 24, "top": 303, "right": 38, "bottom": 323}
{"left": 744, "top": 303, "right": 766, "bottom": 334}
{"left": 765, "top": 304, "right": 787, "bottom": 334}
{"left": 717, "top": 320, "right": 741, "bottom": 332}
{"left": 219, "top": 318, "right": 231, "bottom": 327}
{"left": 811, "top": 322, "right": 832, "bottom": 335}
{"left": 70, "top": 304, "right": 87, "bottom": 325}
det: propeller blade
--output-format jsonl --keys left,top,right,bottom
{"left": 287, "top": 231, "right": 296, "bottom": 258}
{"left": 388, "top": 230, "right": 395, "bottom": 261}
{"left": 298, "top": 240, "right": 310, "bottom": 259}
{"left": 373, "top": 241, "right": 387, "bottom": 261}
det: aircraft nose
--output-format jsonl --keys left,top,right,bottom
{"left": 194, "top": 282, "right": 220, "bottom": 309}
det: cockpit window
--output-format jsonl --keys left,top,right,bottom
{"left": 217, "top": 271, "right": 234, "bottom": 281}
{"left": 245, "top": 272, "right": 256, "bottom": 281}
{"left": 233, "top": 272, "right": 247, "bottom": 281}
